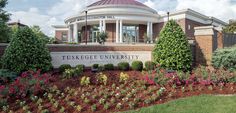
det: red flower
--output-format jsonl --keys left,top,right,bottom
{"left": 8, "top": 86, "right": 15, "bottom": 94}
{"left": 0, "top": 85, "right": 5, "bottom": 92}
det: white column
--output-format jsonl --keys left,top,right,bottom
{"left": 120, "top": 20, "right": 123, "bottom": 43}
{"left": 103, "top": 20, "right": 106, "bottom": 32}
{"left": 116, "top": 20, "right": 119, "bottom": 43}
{"left": 99, "top": 20, "right": 102, "bottom": 32}
{"left": 147, "top": 22, "right": 150, "bottom": 42}
{"left": 73, "top": 23, "right": 78, "bottom": 43}
{"left": 150, "top": 22, "right": 153, "bottom": 43}
{"left": 68, "top": 25, "right": 72, "bottom": 42}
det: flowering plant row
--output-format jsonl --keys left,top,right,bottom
{"left": 0, "top": 70, "right": 51, "bottom": 99}
{"left": 144, "top": 66, "right": 236, "bottom": 87}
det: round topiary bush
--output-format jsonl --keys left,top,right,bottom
{"left": 75, "top": 64, "right": 84, "bottom": 76}
{"left": 153, "top": 20, "right": 192, "bottom": 71}
{"left": 118, "top": 62, "right": 130, "bottom": 71}
{"left": 212, "top": 47, "right": 236, "bottom": 71}
{"left": 131, "top": 61, "right": 143, "bottom": 71}
{"left": 104, "top": 64, "right": 114, "bottom": 70}
{"left": 59, "top": 64, "right": 72, "bottom": 73}
{"left": 145, "top": 61, "right": 155, "bottom": 71}
{"left": 1, "top": 27, "right": 52, "bottom": 73}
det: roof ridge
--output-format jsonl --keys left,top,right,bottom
{"left": 87, "top": 0, "right": 148, "bottom": 8}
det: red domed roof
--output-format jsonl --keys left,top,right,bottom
{"left": 88, "top": 0, "right": 148, "bottom": 8}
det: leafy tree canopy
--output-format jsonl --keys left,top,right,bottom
{"left": 30, "top": 25, "right": 50, "bottom": 44}
{"left": 0, "top": 0, "right": 11, "bottom": 43}
{"left": 223, "top": 21, "right": 236, "bottom": 33}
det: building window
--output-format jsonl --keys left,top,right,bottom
{"left": 61, "top": 32, "right": 68, "bottom": 41}
{"left": 188, "top": 25, "right": 191, "bottom": 30}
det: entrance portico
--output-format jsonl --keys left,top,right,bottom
{"left": 68, "top": 18, "right": 155, "bottom": 44}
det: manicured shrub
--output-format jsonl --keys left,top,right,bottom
{"left": 92, "top": 64, "right": 99, "bottom": 69}
{"left": 75, "top": 64, "right": 84, "bottom": 76}
{"left": 98, "top": 65, "right": 104, "bottom": 71}
{"left": 118, "top": 62, "right": 130, "bottom": 71}
{"left": 104, "top": 64, "right": 114, "bottom": 70}
{"left": 212, "top": 47, "right": 236, "bottom": 71}
{"left": 145, "top": 61, "right": 155, "bottom": 71}
{"left": 1, "top": 27, "right": 52, "bottom": 73}
{"left": 131, "top": 61, "right": 143, "bottom": 71}
{"left": 59, "top": 64, "right": 72, "bottom": 73}
{"left": 153, "top": 20, "right": 192, "bottom": 71}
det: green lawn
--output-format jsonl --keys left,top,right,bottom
{"left": 125, "top": 95, "right": 236, "bottom": 113}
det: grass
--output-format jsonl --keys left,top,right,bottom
{"left": 125, "top": 95, "right": 236, "bottom": 113}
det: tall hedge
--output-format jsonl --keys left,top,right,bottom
{"left": 1, "top": 27, "right": 52, "bottom": 73}
{"left": 212, "top": 47, "right": 236, "bottom": 70}
{"left": 153, "top": 20, "right": 192, "bottom": 71}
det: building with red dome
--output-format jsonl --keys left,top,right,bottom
{"left": 52, "top": 0, "right": 227, "bottom": 44}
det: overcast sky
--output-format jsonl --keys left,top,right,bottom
{"left": 5, "top": 0, "right": 236, "bottom": 36}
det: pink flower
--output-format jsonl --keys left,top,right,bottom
{"left": 144, "top": 75, "right": 155, "bottom": 85}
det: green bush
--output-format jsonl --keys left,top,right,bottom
{"left": 153, "top": 20, "right": 192, "bottom": 71}
{"left": 1, "top": 27, "right": 52, "bottom": 73}
{"left": 104, "top": 64, "right": 114, "bottom": 70}
{"left": 118, "top": 62, "right": 130, "bottom": 71}
{"left": 145, "top": 61, "right": 156, "bottom": 70}
{"left": 131, "top": 61, "right": 143, "bottom": 71}
{"left": 98, "top": 65, "right": 104, "bottom": 71}
{"left": 75, "top": 64, "right": 84, "bottom": 76}
{"left": 92, "top": 64, "right": 99, "bottom": 69}
{"left": 212, "top": 47, "right": 236, "bottom": 70}
{"left": 0, "top": 69, "right": 18, "bottom": 84}
{"left": 59, "top": 64, "right": 72, "bottom": 73}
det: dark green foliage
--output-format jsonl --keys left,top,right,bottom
{"left": 0, "top": 69, "right": 18, "bottom": 84}
{"left": 1, "top": 27, "right": 52, "bottom": 73}
{"left": 104, "top": 64, "right": 114, "bottom": 70}
{"left": 30, "top": 25, "right": 50, "bottom": 44}
{"left": 92, "top": 64, "right": 99, "bottom": 69}
{"left": 59, "top": 64, "right": 72, "bottom": 73}
{"left": 212, "top": 47, "right": 236, "bottom": 71}
{"left": 98, "top": 65, "right": 104, "bottom": 71}
{"left": 131, "top": 61, "right": 143, "bottom": 71}
{"left": 223, "top": 21, "right": 236, "bottom": 33}
{"left": 75, "top": 64, "right": 84, "bottom": 76}
{"left": 118, "top": 62, "right": 130, "bottom": 71}
{"left": 145, "top": 61, "right": 155, "bottom": 71}
{"left": 97, "top": 32, "right": 108, "bottom": 44}
{"left": 0, "top": 22, "right": 11, "bottom": 42}
{"left": 0, "top": 0, "right": 11, "bottom": 43}
{"left": 153, "top": 20, "right": 192, "bottom": 71}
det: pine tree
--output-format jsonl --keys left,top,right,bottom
{"left": 153, "top": 20, "right": 192, "bottom": 71}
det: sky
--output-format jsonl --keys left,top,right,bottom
{"left": 4, "top": 0, "right": 236, "bottom": 37}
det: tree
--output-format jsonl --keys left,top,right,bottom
{"left": 97, "top": 32, "right": 108, "bottom": 44}
{"left": 30, "top": 25, "right": 50, "bottom": 44}
{"left": 1, "top": 27, "right": 52, "bottom": 73}
{"left": 153, "top": 20, "right": 192, "bottom": 71}
{"left": 0, "top": 0, "right": 11, "bottom": 43}
{"left": 223, "top": 21, "right": 236, "bottom": 33}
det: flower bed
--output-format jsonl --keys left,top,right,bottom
{"left": 1, "top": 67, "right": 236, "bottom": 113}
